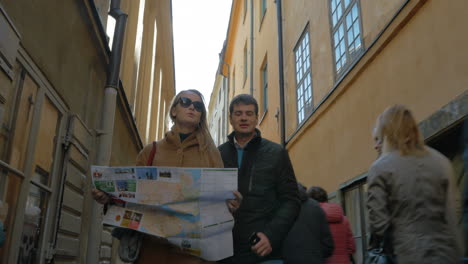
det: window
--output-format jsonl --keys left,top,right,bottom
{"left": 232, "top": 69, "right": 236, "bottom": 97}
{"left": 261, "top": 0, "right": 267, "bottom": 21}
{"left": 330, "top": 0, "right": 363, "bottom": 75}
{"left": 244, "top": 0, "right": 248, "bottom": 22}
{"left": 342, "top": 181, "right": 369, "bottom": 264}
{"left": 261, "top": 62, "right": 268, "bottom": 113}
{"left": 294, "top": 30, "right": 313, "bottom": 124}
{"left": 243, "top": 43, "right": 248, "bottom": 86}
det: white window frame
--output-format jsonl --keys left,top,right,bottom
{"left": 294, "top": 29, "right": 313, "bottom": 124}
{"left": 330, "top": 0, "right": 363, "bottom": 76}
{"left": 261, "top": 62, "right": 268, "bottom": 113}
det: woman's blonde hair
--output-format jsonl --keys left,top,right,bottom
{"left": 375, "top": 104, "right": 426, "bottom": 155}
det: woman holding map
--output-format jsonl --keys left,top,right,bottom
{"left": 92, "top": 89, "right": 240, "bottom": 264}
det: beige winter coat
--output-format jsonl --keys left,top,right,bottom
{"left": 367, "top": 146, "right": 462, "bottom": 264}
{"left": 135, "top": 127, "right": 223, "bottom": 264}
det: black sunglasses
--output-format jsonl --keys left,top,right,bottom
{"left": 179, "top": 97, "right": 204, "bottom": 112}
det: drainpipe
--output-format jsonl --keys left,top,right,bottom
{"left": 276, "top": 0, "right": 286, "bottom": 146}
{"left": 87, "top": 0, "right": 127, "bottom": 263}
{"left": 220, "top": 59, "right": 230, "bottom": 136}
{"left": 250, "top": 0, "right": 254, "bottom": 95}
{"left": 218, "top": 40, "right": 231, "bottom": 137}
{"left": 224, "top": 62, "right": 230, "bottom": 137}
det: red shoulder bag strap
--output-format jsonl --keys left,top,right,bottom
{"left": 146, "top": 141, "right": 157, "bottom": 166}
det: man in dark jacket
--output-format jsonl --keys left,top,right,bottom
{"left": 282, "top": 183, "right": 334, "bottom": 264}
{"left": 218, "top": 94, "right": 300, "bottom": 264}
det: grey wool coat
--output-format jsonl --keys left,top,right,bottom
{"left": 367, "top": 147, "right": 462, "bottom": 264}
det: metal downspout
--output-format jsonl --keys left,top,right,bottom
{"left": 224, "top": 62, "right": 230, "bottom": 137}
{"left": 276, "top": 0, "right": 286, "bottom": 146}
{"left": 250, "top": 0, "right": 254, "bottom": 95}
{"left": 87, "top": 0, "right": 127, "bottom": 263}
{"left": 221, "top": 60, "right": 230, "bottom": 136}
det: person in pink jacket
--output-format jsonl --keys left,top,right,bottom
{"left": 308, "top": 186, "right": 356, "bottom": 264}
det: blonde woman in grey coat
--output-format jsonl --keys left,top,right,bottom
{"left": 367, "top": 104, "right": 462, "bottom": 264}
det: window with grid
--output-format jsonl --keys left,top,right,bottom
{"left": 232, "top": 69, "right": 236, "bottom": 95}
{"left": 330, "top": 0, "right": 363, "bottom": 75}
{"left": 294, "top": 30, "right": 313, "bottom": 124}
{"left": 244, "top": 43, "right": 248, "bottom": 85}
{"left": 261, "top": 62, "right": 268, "bottom": 113}
{"left": 244, "top": 0, "right": 248, "bottom": 21}
{"left": 261, "top": 0, "right": 267, "bottom": 20}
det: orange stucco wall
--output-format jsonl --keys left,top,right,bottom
{"left": 252, "top": 0, "right": 281, "bottom": 143}
{"left": 285, "top": 0, "right": 468, "bottom": 192}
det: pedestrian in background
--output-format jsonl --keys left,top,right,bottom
{"left": 282, "top": 183, "right": 334, "bottom": 264}
{"left": 367, "top": 104, "right": 462, "bottom": 263}
{"left": 308, "top": 186, "right": 356, "bottom": 264}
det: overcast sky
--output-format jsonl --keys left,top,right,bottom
{"left": 172, "top": 0, "right": 232, "bottom": 106}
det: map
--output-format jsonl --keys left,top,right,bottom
{"left": 91, "top": 166, "right": 238, "bottom": 261}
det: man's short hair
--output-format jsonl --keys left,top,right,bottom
{"left": 229, "top": 94, "right": 259, "bottom": 116}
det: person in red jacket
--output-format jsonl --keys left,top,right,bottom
{"left": 308, "top": 186, "right": 356, "bottom": 264}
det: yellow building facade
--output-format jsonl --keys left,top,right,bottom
{"left": 0, "top": 0, "right": 175, "bottom": 263}
{"left": 212, "top": 0, "right": 468, "bottom": 261}
{"left": 119, "top": 0, "right": 176, "bottom": 145}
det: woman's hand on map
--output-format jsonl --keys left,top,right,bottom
{"left": 227, "top": 191, "right": 243, "bottom": 215}
{"left": 92, "top": 189, "right": 110, "bottom": 204}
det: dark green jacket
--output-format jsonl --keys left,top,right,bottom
{"left": 218, "top": 130, "right": 300, "bottom": 264}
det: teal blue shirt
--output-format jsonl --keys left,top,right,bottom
{"left": 236, "top": 147, "right": 244, "bottom": 168}
{"left": 234, "top": 134, "right": 255, "bottom": 168}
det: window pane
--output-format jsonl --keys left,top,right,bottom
{"left": 344, "top": 187, "right": 362, "bottom": 235}
{"left": 18, "top": 184, "right": 49, "bottom": 264}
{"left": 355, "top": 37, "right": 362, "bottom": 50}
{"left": 0, "top": 171, "right": 23, "bottom": 259}
{"left": 32, "top": 97, "right": 60, "bottom": 186}
{"left": 31, "top": 167, "right": 49, "bottom": 186}
{"left": 344, "top": 0, "right": 351, "bottom": 8}
{"left": 262, "top": 0, "right": 267, "bottom": 16}
{"left": 348, "top": 25, "right": 355, "bottom": 39}
{"left": 354, "top": 21, "right": 360, "bottom": 37}
{"left": 332, "top": 12, "right": 338, "bottom": 27}
{"left": 336, "top": 60, "right": 342, "bottom": 72}
{"left": 344, "top": 185, "right": 367, "bottom": 264}
{"left": 337, "top": 2, "right": 343, "bottom": 20}
{"left": 9, "top": 74, "right": 39, "bottom": 171}
{"left": 352, "top": 4, "right": 358, "bottom": 21}
{"left": 340, "top": 41, "right": 346, "bottom": 57}
{"left": 346, "top": 13, "right": 353, "bottom": 29}
{"left": 362, "top": 183, "right": 370, "bottom": 245}
{"left": 334, "top": 31, "right": 340, "bottom": 48}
